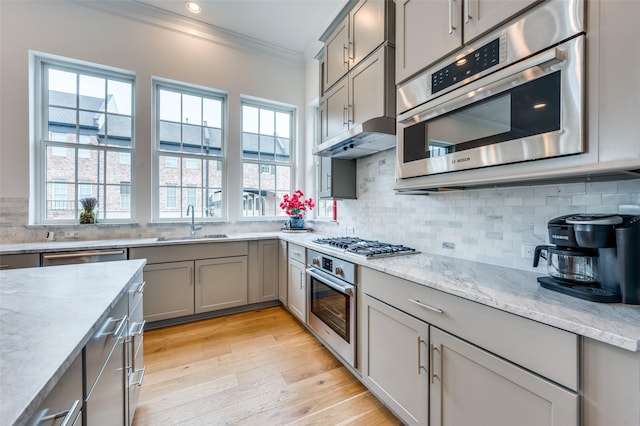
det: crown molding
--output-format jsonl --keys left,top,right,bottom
{"left": 67, "top": 0, "right": 305, "bottom": 68}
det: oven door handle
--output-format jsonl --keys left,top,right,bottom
{"left": 306, "top": 268, "right": 355, "bottom": 297}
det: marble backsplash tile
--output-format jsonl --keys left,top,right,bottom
{"left": 312, "top": 149, "right": 640, "bottom": 271}
{"left": 1, "top": 148, "right": 638, "bottom": 273}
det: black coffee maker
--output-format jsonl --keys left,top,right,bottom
{"left": 533, "top": 214, "right": 640, "bottom": 304}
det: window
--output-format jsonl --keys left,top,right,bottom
{"left": 241, "top": 101, "right": 293, "bottom": 217}
{"left": 35, "top": 56, "right": 134, "bottom": 223}
{"left": 155, "top": 81, "right": 225, "bottom": 220}
{"left": 120, "top": 181, "right": 131, "bottom": 209}
{"left": 165, "top": 185, "right": 177, "bottom": 209}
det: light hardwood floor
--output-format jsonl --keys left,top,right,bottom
{"left": 132, "top": 306, "right": 402, "bottom": 426}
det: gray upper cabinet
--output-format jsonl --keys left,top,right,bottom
{"left": 350, "top": 0, "right": 390, "bottom": 66}
{"left": 318, "top": 157, "right": 357, "bottom": 199}
{"left": 324, "top": 15, "right": 350, "bottom": 91}
{"left": 395, "top": 0, "right": 538, "bottom": 84}
{"left": 463, "top": 0, "right": 540, "bottom": 43}
{"left": 396, "top": 0, "right": 461, "bottom": 84}
{"left": 320, "top": 45, "right": 395, "bottom": 143}
{"left": 322, "top": 0, "right": 394, "bottom": 94}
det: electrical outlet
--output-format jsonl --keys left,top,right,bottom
{"left": 521, "top": 245, "right": 535, "bottom": 259}
{"left": 69, "top": 231, "right": 80, "bottom": 239}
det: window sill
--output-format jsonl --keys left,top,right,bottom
{"left": 26, "top": 222, "right": 141, "bottom": 229}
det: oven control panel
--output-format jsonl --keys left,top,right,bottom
{"left": 308, "top": 249, "right": 356, "bottom": 285}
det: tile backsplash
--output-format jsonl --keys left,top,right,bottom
{"left": 1, "top": 147, "right": 638, "bottom": 273}
{"left": 313, "top": 149, "right": 640, "bottom": 271}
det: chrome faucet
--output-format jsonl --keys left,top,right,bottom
{"left": 186, "top": 204, "right": 201, "bottom": 237}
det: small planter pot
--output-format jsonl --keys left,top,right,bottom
{"left": 288, "top": 216, "right": 304, "bottom": 229}
{"left": 80, "top": 208, "right": 96, "bottom": 224}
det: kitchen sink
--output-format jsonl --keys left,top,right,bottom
{"left": 156, "top": 234, "right": 228, "bottom": 242}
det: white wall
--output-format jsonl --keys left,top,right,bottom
{"left": 0, "top": 1, "right": 306, "bottom": 225}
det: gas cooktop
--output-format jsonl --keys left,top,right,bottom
{"left": 313, "top": 237, "right": 418, "bottom": 258}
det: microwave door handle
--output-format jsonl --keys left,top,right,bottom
{"left": 306, "top": 268, "right": 355, "bottom": 297}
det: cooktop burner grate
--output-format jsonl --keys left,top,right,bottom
{"left": 312, "top": 237, "right": 417, "bottom": 258}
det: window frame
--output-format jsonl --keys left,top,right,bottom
{"left": 152, "top": 79, "right": 227, "bottom": 222}
{"left": 32, "top": 54, "right": 136, "bottom": 224}
{"left": 240, "top": 98, "right": 295, "bottom": 220}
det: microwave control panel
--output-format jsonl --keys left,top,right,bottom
{"left": 431, "top": 35, "right": 507, "bottom": 95}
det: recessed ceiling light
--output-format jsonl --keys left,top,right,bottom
{"left": 185, "top": 1, "right": 201, "bottom": 13}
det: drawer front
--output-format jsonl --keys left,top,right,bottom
{"left": 361, "top": 267, "right": 579, "bottom": 391}
{"left": 85, "top": 294, "right": 128, "bottom": 397}
{"left": 128, "top": 271, "right": 144, "bottom": 311}
{"left": 288, "top": 243, "right": 305, "bottom": 264}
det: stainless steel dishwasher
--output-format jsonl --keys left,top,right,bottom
{"left": 42, "top": 248, "right": 128, "bottom": 266}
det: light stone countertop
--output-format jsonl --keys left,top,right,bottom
{"left": 279, "top": 232, "right": 640, "bottom": 352}
{"left": 0, "top": 259, "right": 147, "bottom": 426}
{"left": 2, "top": 232, "right": 639, "bottom": 353}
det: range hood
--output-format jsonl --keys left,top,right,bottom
{"left": 313, "top": 117, "right": 396, "bottom": 159}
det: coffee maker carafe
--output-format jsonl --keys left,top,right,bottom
{"left": 533, "top": 214, "right": 640, "bottom": 304}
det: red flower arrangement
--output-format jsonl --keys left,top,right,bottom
{"left": 280, "top": 190, "right": 315, "bottom": 217}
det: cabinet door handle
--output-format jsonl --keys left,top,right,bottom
{"left": 348, "top": 40, "right": 354, "bottom": 61}
{"left": 131, "top": 320, "right": 146, "bottom": 337}
{"left": 135, "top": 281, "right": 145, "bottom": 294}
{"left": 97, "top": 314, "right": 128, "bottom": 338}
{"left": 0, "top": 264, "right": 10, "bottom": 269}
{"left": 348, "top": 104, "right": 353, "bottom": 123}
{"left": 326, "top": 173, "right": 331, "bottom": 190}
{"left": 343, "top": 44, "right": 349, "bottom": 65}
{"left": 39, "top": 399, "right": 82, "bottom": 426}
{"left": 343, "top": 106, "right": 348, "bottom": 126}
{"left": 299, "top": 270, "right": 303, "bottom": 290}
{"left": 429, "top": 343, "right": 442, "bottom": 384}
{"left": 418, "top": 337, "right": 427, "bottom": 374}
{"left": 465, "top": 0, "right": 471, "bottom": 23}
{"left": 448, "top": 0, "right": 456, "bottom": 34}
{"left": 408, "top": 298, "right": 444, "bottom": 314}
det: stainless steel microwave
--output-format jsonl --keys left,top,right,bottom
{"left": 396, "top": 0, "right": 585, "bottom": 179}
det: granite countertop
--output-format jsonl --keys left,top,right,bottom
{"left": 0, "top": 259, "right": 147, "bottom": 426}
{"left": 279, "top": 233, "right": 640, "bottom": 352}
{"left": 2, "top": 232, "right": 639, "bottom": 352}
{"left": 0, "top": 232, "right": 281, "bottom": 255}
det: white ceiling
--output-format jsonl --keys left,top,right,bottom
{"left": 134, "top": 0, "right": 346, "bottom": 55}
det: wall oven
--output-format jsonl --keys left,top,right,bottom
{"left": 306, "top": 249, "right": 357, "bottom": 368}
{"left": 397, "top": 0, "right": 585, "bottom": 179}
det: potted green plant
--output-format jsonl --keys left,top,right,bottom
{"left": 79, "top": 197, "right": 98, "bottom": 224}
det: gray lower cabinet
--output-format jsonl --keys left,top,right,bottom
{"left": 361, "top": 294, "right": 429, "bottom": 425}
{"left": 287, "top": 260, "right": 306, "bottom": 322}
{"left": 430, "top": 327, "right": 578, "bottom": 426}
{"left": 287, "top": 243, "right": 306, "bottom": 322}
{"left": 278, "top": 240, "right": 288, "bottom": 305}
{"left": 0, "top": 253, "right": 40, "bottom": 269}
{"left": 142, "top": 261, "right": 195, "bottom": 322}
{"left": 195, "top": 256, "right": 248, "bottom": 313}
{"left": 126, "top": 279, "right": 145, "bottom": 426}
{"left": 361, "top": 267, "right": 579, "bottom": 426}
{"left": 248, "top": 239, "right": 279, "bottom": 304}
{"left": 28, "top": 355, "right": 83, "bottom": 426}
{"left": 84, "top": 285, "right": 129, "bottom": 426}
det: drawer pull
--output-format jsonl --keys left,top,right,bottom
{"left": 40, "top": 399, "right": 82, "bottom": 426}
{"left": 130, "top": 366, "right": 146, "bottom": 387}
{"left": 135, "top": 281, "right": 145, "bottom": 294}
{"left": 131, "top": 320, "right": 146, "bottom": 336}
{"left": 409, "top": 299, "right": 444, "bottom": 314}
{"left": 0, "top": 264, "right": 10, "bottom": 269}
{"left": 97, "top": 315, "right": 128, "bottom": 338}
